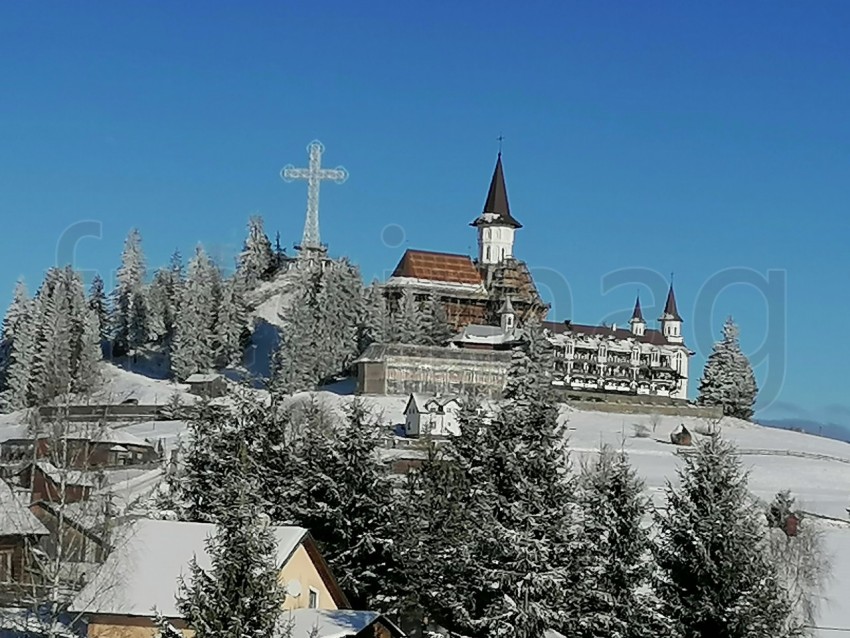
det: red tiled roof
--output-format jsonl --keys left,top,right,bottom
{"left": 543, "top": 320, "right": 670, "bottom": 346}
{"left": 391, "top": 249, "right": 483, "bottom": 285}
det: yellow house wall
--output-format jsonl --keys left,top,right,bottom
{"left": 86, "top": 543, "right": 338, "bottom": 638}
{"left": 278, "top": 543, "right": 339, "bottom": 611}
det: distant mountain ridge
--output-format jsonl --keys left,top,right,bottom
{"left": 755, "top": 417, "right": 850, "bottom": 444}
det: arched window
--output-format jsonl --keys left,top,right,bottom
{"left": 486, "top": 246, "right": 491, "bottom": 261}
{"left": 485, "top": 228, "right": 491, "bottom": 240}
{"left": 500, "top": 247, "right": 505, "bottom": 260}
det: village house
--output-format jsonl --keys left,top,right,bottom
{"left": 16, "top": 461, "right": 99, "bottom": 504}
{"left": 69, "top": 519, "right": 352, "bottom": 638}
{"left": 1, "top": 427, "right": 158, "bottom": 469}
{"left": 184, "top": 373, "right": 227, "bottom": 398}
{"left": 403, "top": 394, "right": 461, "bottom": 438}
{"left": 0, "top": 479, "right": 48, "bottom": 596}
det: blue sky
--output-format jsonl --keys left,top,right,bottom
{"left": 1, "top": 2, "right": 848, "bottom": 422}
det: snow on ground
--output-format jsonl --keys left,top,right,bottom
{"left": 246, "top": 270, "right": 299, "bottom": 329}
{"left": 89, "top": 365, "right": 196, "bottom": 406}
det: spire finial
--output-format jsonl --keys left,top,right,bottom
{"left": 497, "top": 133, "right": 504, "bottom": 154}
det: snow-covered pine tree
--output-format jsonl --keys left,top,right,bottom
{"left": 389, "top": 290, "right": 427, "bottom": 345}
{"left": 0, "top": 282, "right": 35, "bottom": 411}
{"left": 576, "top": 446, "right": 670, "bottom": 638}
{"left": 422, "top": 295, "right": 454, "bottom": 346}
{"left": 406, "top": 338, "right": 582, "bottom": 638}
{"left": 698, "top": 316, "right": 758, "bottom": 420}
{"left": 236, "top": 215, "right": 274, "bottom": 289}
{"left": 146, "top": 268, "right": 171, "bottom": 344}
{"left": 653, "top": 436, "right": 800, "bottom": 638}
{"left": 315, "top": 258, "right": 364, "bottom": 379}
{"left": 272, "top": 231, "right": 287, "bottom": 273}
{"left": 171, "top": 465, "right": 288, "bottom": 638}
{"left": 271, "top": 258, "right": 364, "bottom": 394}
{"left": 213, "top": 277, "right": 247, "bottom": 368}
{"left": 30, "top": 268, "right": 74, "bottom": 404}
{"left": 75, "top": 307, "right": 102, "bottom": 392}
{"left": 87, "top": 274, "right": 110, "bottom": 342}
{"left": 358, "top": 281, "right": 389, "bottom": 353}
{"left": 171, "top": 246, "right": 218, "bottom": 380}
{"left": 112, "top": 228, "right": 147, "bottom": 354}
{"left": 272, "top": 399, "right": 403, "bottom": 611}
{"left": 271, "top": 265, "right": 322, "bottom": 394}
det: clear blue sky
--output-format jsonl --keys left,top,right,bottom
{"left": 1, "top": 2, "right": 848, "bottom": 424}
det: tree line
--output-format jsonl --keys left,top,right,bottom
{"left": 157, "top": 333, "right": 823, "bottom": 638}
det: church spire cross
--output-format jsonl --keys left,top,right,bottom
{"left": 281, "top": 140, "right": 348, "bottom": 253}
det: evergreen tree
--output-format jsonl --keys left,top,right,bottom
{"left": 389, "top": 290, "right": 426, "bottom": 345}
{"left": 75, "top": 307, "right": 102, "bottom": 391}
{"left": 171, "top": 472, "right": 288, "bottom": 638}
{"left": 577, "top": 446, "right": 670, "bottom": 638}
{"left": 214, "top": 278, "right": 248, "bottom": 368}
{"left": 236, "top": 215, "right": 274, "bottom": 288}
{"left": 358, "top": 282, "right": 389, "bottom": 353}
{"left": 653, "top": 436, "right": 800, "bottom": 638}
{"left": 0, "top": 283, "right": 35, "bottom": 412}
{"left": 698, "top": 316, "right": 758, "bottom": 420}
{"left": 146, "top": 268, "right": 173, "bottom": 344}
{"left": 171, "top": 246, "right": 218, "bottom": 380}
{"left": 422, "top": 295, "right": 454, "bottom": 346}
{"left": 87, "top": 274, "right": 110, "bottom": 342}
{"left": 272, "top": 400, "right": 403, "bottom": 611}
{"left": 270, "top": 258, "right": 364, "bottom": 394}
{"left": 405, "top": 339, "right": 583, "bottom": 637}
{"left": 30, "top": 268, "right": 74, "bottom": 404}
{"left": 112, "top": 228, "right": 147, "bottom": 354}
{"left": 272, "top": 231, "right": 287, "bottom": 273}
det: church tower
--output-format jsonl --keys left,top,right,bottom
{"left": 659, "top": 283, "right": 684, "bottom": 344}
{"left": 470, "top": 153, "right": 522, "bottom": 266}
{"left": 629, "top": 295, "right": 646, "bottom": 337}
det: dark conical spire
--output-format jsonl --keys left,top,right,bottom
{"left": 631, "top": 295, "right": 644, "bottom": 322}
{"left": 662, "top": 283, "right": 682, "bottom": 321}
{"left": 471, "top": 152, "right": 522, "bottom": 229}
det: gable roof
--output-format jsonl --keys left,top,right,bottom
{"left": 470, "top": 153, "right": 522, "bottom": 229}
{"left": 391, "top": 249, "right": 482, "bottom": 285}
{"left": 0, "top": 478, "right": 49, "bottom": 536}
{"left": 542, "top": 321, "right": 670, "bottom": 346}
{"left": 69, "top": 519, "right": 313, "bottom": 618}
{"left": 284, "top": 609, "right": 404, "bottom": 638}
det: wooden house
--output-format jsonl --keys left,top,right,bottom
{"left": 184, "top": 373, "right": 227, "bottom": 398}
{"left": 0, "top": 479, "right": 48, "bottom": 593}
{"left": 1, "top": 427, "right": 157, "bottom": 469}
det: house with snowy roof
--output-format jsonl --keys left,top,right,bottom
{"left": 69, "top": 519, "right": 352, "bottom": 638}
{"left": 404, "top": 393, "right": 461, "bottom": 438}
{"left": 0, "top": 478, "right": 48, "bottom": 592}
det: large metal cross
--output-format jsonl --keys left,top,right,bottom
{"left": 281, "top": 140, "right": 348, "bottom": 252}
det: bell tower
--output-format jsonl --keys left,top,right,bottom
{"left": 470, "top": 153, "right": 522, "bottom": 266}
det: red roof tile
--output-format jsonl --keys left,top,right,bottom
{"left": 392, "top": 250, "right": 483, "bottom": 285}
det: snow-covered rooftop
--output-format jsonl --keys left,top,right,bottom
{"left": 284, "top": 609, "right": 395, "bottom": 638}
{"left": 69, "top": 519, "right": 308, "bottom": 618}
{"left": 0, "top": 478, "right": 48, "bottom": 536}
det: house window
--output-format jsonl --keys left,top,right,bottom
{"left": 308, "top": 588, "right": 319, "bottom": 609}
{"left": 0, "top": 549, "right": 13, "bottom": 583}
{"left": 500, "top": 247, "right": 505, "bottom": 260}
{"left": 485, "top": 246, "right": 491, "bottom": 261}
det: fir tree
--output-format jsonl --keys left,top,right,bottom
{"left": 422, "top": 295, "right": 454, "bottom": 346}
{"left": 236, "top": 215, "right": 274, "bottom": 288}
{"left": 698, "top": 316, "right": 758, "bottom": 420}
{"left": 577, "top": 446, "right": 670, "bottom": 638}
{"left": 214, "top": 277, "right": 247, "bottom": 368}
{"left": 271, "top": 266, "right": 322, "bottom": 394}
{"left": 273, "top": 399, "right": 403, "bottom": 611}
{"left": 30, "top": 268, "right": 74, "bottom": 404}
{"left": 0, "top": 283, "right": 35, "bottom": 412}
{"left": 171, "top": 246, "right": 219, "bottom": 380}
{"left": 358, "top": 282, "right": 389, "bottom": 353}
{"left": 171, "top": 471, "right": 288, "bottom": 638}
{"left": 653, "top": 436, "right": 800, "bottom": 638}
{"left": 389, "top": 290, "right": 426, "bottom": 345}
{"left": 112, "top": 228, "right": 147, "bottom": 354}
{"left": 75, "top": 307, "right": 102, "bottom": 392}
{"left": 87, "top": 274, "right": 110, "bottom": 342}
{"left": 272, "top": 231, "right": 287, "bottom": 273}
{"left": 406, "top": 338, "right": 583, "bottom": 637}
